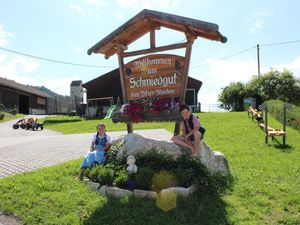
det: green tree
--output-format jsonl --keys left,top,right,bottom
{"left": 218, "top": 69, "right": 300, "bottom": 111}
{"left": 248, "top": 69, "right": 300, "bottom": 103}
{"left": 218, "top": 82, "right": 247, "bottom": 111}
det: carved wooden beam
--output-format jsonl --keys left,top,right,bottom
{"left": 113, "top": 42, "right": 128, "bottom": 51}
{"left": 121, "top": 42, "right": 187, "bottom": 58}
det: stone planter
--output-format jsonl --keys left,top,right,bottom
{"left": 87, "top": 180, "right": 196, "bottom": 199}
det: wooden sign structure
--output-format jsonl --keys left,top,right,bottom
{"left": 124, "top": 54, "right": 184, "bottom": 101}
{"left": 88, "top": 9, "right": 227, "bottom": 134}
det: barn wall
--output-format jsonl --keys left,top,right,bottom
{"left": 0, "top": 85, "right": 47, "bottom": 114}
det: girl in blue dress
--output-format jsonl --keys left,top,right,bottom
{"left": 78, "top": 123, "right": 112, "bottom": 180}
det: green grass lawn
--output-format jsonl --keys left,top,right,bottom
{"left": 1, "top": 112, "right": 299, "bottom": 225}
{"left": 41, "top": 115, "right": 176, "bottom": 134}
{"left": 0, "top": 113, "right": 24, "bottom": 123}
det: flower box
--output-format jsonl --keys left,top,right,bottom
{"left": 112, "top": 111, "right": 181, "bottom": 123}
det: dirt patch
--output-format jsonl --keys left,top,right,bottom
{"left": 0, "top": 211, "right": 21, "bottom": 225}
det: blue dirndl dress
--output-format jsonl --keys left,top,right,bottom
{"left": 81, "top": 134, "right": 108, "bottom": 168}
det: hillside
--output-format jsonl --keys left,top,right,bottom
{"left": 31, "top": 85, "right": 69, "bottom": 98}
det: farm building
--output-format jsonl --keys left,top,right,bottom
{"left": 0, "top": 77, "right": 50, "bottom": 114}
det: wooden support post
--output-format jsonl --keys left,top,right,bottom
{"left": 180, "top": 33, "right": 195, "bottom": 103}
{"left": 150, "top": 26, "right": 156, "bottom": 49}
{"left": 116, "top": 50, "right": 127, "bottom": 103}
{"left": 126, "top": 122, "right": 133, "bottom": 133}
{"left": 117, "top": 48, "right": 134, "bottom": 134}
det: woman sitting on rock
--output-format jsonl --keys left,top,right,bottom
{"left": 171, "top": 104, "right": 204, "bottom": 157}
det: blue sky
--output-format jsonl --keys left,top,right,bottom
{"left": 0, "top": 0, "right": 299, "bottom": 104}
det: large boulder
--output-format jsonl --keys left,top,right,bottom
{"left": 115, "top": 133, "right": 230, "bottom": 175}
{"left": 116, "top": 133, "right": 185, "bottom": 160}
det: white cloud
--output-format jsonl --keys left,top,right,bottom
{"left": 248, "top": 20, "right": 264, "bottom": 34}
{"left": 271, "top": 56, "right": 300, "bottom": 77}
{"left": 0, "top": 24, "right": 15, "bottom": 47}
{"left": 73, "top": 47, "right": 83, "bottom": 53}
{"left": 80, "top": 0, "right": 109, "bottom": 19}
{"left": 0, "top": 52, "right": 7, "bottom": 61}
{"left": 0, "top": 55, "right": 38, "bottom": 76}
{"left": 43, "top": 77, "right": 79, "bottom": 95}
{"left": 10, "top": 56, "right": 38, "bottom": 72}
{"left": 69, "top": 4, "right": 84, "bottom": 13}
{"left": 246, "top": 9, "right": 270, "bottom": 34}
{"left": 114, "top": 11, "right": 125, "bottom": 20}
{"left": 0, "top": 56, "right": 76, "bottom": 95}
{"left": 117, "top": 0, "right": 181, "bottom": 10}
{"left": 84, "top": 0, "right": 108, "bottom": 7}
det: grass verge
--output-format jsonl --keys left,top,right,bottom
{"left": 0, "top": 113, "right": 24, "bottom": 123}
{"left": 0, "top": 112, "right": 299, "bottom": 224}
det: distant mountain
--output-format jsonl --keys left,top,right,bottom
{"left": 31, "top": 85, "right": 70, "bottom": 98}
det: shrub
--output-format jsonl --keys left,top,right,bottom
{"left": 98, "top": 166, "right": 114, "bottom": 185}
{"left": 136, "top": 149, "right": 176, "bottom": 172}
{"left": 104, "top": 147, "right": 123, "bottom": 166}
{"left": 152, "top": 170, "right": 177, "bottom": 192}
{"left": 9, "top": 108, "right": 18, "bottom": 115}
{"left": 0, "top": 112, "right": 4, "bottom": 120}
{"left": 0, "top": 103, "right": 5, "bottom": 111}
{"left": 88, "top": 166, "right": 100, "bottom": 182}
{"left": 267, "top": 100, "right": 300, "bottom": 131}
{"left": 83, "top": 144, "right": 233, "bottom": 196}
{"left": 114, "top": 169, "right": 128, "bottom": 188}
{"left": 174, "top": 168, "right": 195, "bottom": 187}
{"left": 135, "top": 167, "right": 153, "bottom": 190}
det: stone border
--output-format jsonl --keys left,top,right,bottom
{"left": 83, "top": 179, "right": 197, "bottom": 199}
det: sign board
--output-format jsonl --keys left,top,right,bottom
{"left": 123, "top": 54, "right": 185, "bottom": 100}
{"left": 243, "top": 97, "right": 255, "bottom": 110}
{"left": 37, "top": 97, "right": 46, "bottom": 105}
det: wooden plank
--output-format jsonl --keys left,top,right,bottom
{"left": 121, "top": 42, "right": 187, "bottom": 58}
{"left": 268, "top": 130, "right": 286, "bottom": 136}
{"left": 112, "top": 111, "right": 181, "bottom": 123}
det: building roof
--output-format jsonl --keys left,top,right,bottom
{"left": 0, "top": 76, "right": 50, "bottom": 98}
{"left": 83, "top": 69, "right": 120, "bottom": 92}
{"left": 87, "top": 9, "right": 227, "bottom": 58}
{"left": 70, "top": 80, "right": 83, "bottom": 87}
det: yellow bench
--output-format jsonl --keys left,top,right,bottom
{"left": 258, "top": 123, "right": 286, "bottom": 136}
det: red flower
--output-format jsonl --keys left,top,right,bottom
{"left": 123, "top": 98, "right": 178, "bottom": 123}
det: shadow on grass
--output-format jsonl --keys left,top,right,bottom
{"left": 43, "top": 119, "right": 82, "bottom": 124}
{"left": 83, "top": 193, "right": 230, "bottom": 225}
{"left": 274, "top": 143, "right": 293, "bottom": 152}
{"left": 270, "top": 137, "right": 293, "bottom": 152}
{"left": 83, "top": 174, "right": 234, "bottom": 225}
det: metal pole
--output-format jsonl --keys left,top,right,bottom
{"left": 257, "top": 44, "right": 261, "bottom": 77}
{"left": 55, "top": 96, "right": 57, "bottom": 114}
{"left": 265, "top": 108, "right": 268, "bottom": 144}
{"left": 283, "top": 104, "right": 286, "bottom": 146}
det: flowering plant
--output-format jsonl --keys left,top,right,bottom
{"left": 123, "top": 97, "right": 179, "bottom": 123}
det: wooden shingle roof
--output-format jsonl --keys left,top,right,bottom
{"left": 87, "top": 9, "right": 227, "bottom": 58}
{"left": 0, "top": 76, "right": 50, "bottom": 98}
